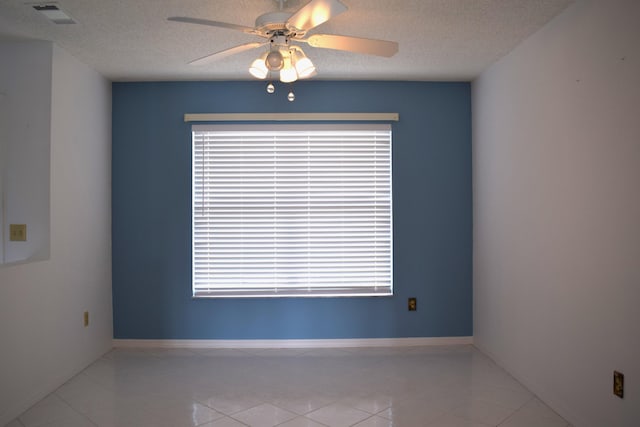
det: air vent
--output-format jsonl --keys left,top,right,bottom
{"left": 32, "top": 3, "right": 76, "bottom": 24}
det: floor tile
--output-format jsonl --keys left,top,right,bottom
{"left": 499, "top": 411, "right": 569, "bottom": 427}
{"left": 463, "top": 385, "right": 533, "bottom": 410}
{"left": 513, "top": 397, "right": 568, "bottom": 422}
{"left": 427, "top": 412, "right": 492, "bottom": 427}
{"left": 266, "top": 394, "right": 335, "bottom": 415}
{"left": 451, "top": 398, "right": 514, "bottom": 426}
{"left": 7, "top": 346, "right": 572, "bottom": 427}
{"left": 498, "top": 397, "right": 569, "bottom": 427}
{"left": 231, "top": 403, "right": 297, "bottom": 427}
{"left": 144, "top": 400, "right": 224, "bottom": 426}
{"left": 195, "top": 416, "right": 248, "bottom": 427}
{"left": 276, "top": 417, "right": 328, "bottom": 427}
{"left": 297, "top": 348, "right": 354, "bottom": 357}
{"left": 339, "top": 393, "right": 395, "bottom": 414}
{"left": 18, "top": 394, "right": 95, "bottom": 427}
{"left": 305, "top": 403, "right": 371, "bottom": 427}
{"left": 196, "top": 393, "right": 263, "bottom": 415}
{"left": 353, "top": 415, "right": 394, "bottom": 426}
{"left": 378, "top": 398, "right": 451, "bottom": 426}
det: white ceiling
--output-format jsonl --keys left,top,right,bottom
{"left": 0, "top": 0, "right": 573, "bottom": 82}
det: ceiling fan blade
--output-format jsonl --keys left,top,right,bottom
{"left": 305, "top": 34, "right": 398, "bottom": 57}
{"left": 188, "top": 42, "right": 265, "bottom": 66}
{"left": 286, "top": 0, "right": 347, "bottom": 32}
{"left": 168, "top": 17, "right": 262, "bottom": 36}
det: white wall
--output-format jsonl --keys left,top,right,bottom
{"left": 473, "top": 1, "right": 640, "bottom": 426}
{"left": 0, "top": 41, "right": 52, "bottom": 263}
{"left": 0, "top": 42, "right": 112, "bottom": 425}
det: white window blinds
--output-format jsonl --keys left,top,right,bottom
{"left": 192, "top": 124, "right": 392, "bottom": 297}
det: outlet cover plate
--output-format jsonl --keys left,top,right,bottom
{"left": 614, "top": 371, "right": 624, "bottom": 398}
{"left": 10, "top": 224, "right": 27, "bottom": 241}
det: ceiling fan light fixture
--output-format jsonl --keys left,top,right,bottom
{"left": 249, "top": 52, "right": 269, "bottom": 79}
{"left": 171, "top": 0, "right": 399, "bottom": 85}
{"left": 172, "top": 0, "right": 399, "bottom": 92}
{"left": 279, "top": 57, "right": 298, "bottom": 83}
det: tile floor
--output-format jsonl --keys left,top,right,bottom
{"left": 5, "top": 345, "right": 572, "bottom": 427}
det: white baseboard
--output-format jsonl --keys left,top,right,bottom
{"left": 113, "top": 336, "right": 473, "bottom": 349}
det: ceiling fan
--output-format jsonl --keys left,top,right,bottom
{"left": 168, "top": 0, "right": 399, "bottom": 83}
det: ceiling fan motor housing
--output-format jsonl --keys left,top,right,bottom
{"left": 255, "top": 11, "right": 295, "bottom": 34}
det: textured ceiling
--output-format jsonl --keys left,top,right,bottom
{"left": 0, "top": 0, "right": 573, "bottom": 81}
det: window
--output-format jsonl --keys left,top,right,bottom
{"left": 192, "top": 124, "right": 392, "bottom": 297}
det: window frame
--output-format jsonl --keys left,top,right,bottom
{"left": 191, "top": 123, "right": 393, "bottom": 298}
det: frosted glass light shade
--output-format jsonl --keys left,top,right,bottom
{"left": 294, "top": 56, "right": 316, "bottom": 79}
{"left": 279, "top": 57, "right": 298, "bottom": 83}
{"left": 249, "top": 53, "right": 268, "bottom": 79}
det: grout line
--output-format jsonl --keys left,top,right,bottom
{"left": 53, "top": 390, "right": 99, "bottom": 427}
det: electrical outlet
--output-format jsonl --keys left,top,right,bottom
{"left": 614, "top": 371, "right": 624, "bottom": 398}
{"left": 408, "top": 297, "right": 417, "bottom": 311}
{"left": 83, "top": 311, "right": 89, "bottom": 327}
{"left": 10, "top": 224, "right": 27, "bottom": 241}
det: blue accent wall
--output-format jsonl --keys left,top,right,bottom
{"left": 112, "top": 81, "right": 471, "bottom": 339}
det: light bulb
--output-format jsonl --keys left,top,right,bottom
{"left": 266, "top": 82, "right": 275, "bottom": 94}
{"left": 287, "top": 91, "right": 295, "bottom": 102}
{"left": 265, "top": 50, "right": 284, "bottom": 71}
